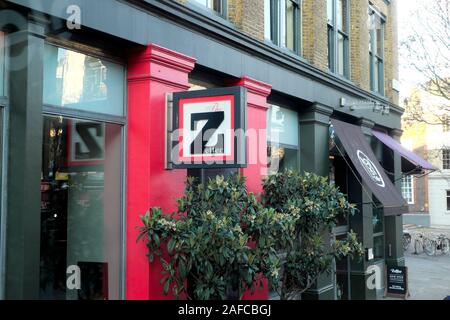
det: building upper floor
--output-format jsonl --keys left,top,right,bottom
{"left": 177, "top": 0, "right": 400, "bottom": 105}
{"left": 2, "top": 0, "right": 404, "bottom": 131}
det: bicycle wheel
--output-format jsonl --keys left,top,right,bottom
{"left": 441, "top": 238, "right": 450, "bottom": 254}
{"left": 424, "top": 238, "right": 436, "bottom": 256}
{"left": 414, "top": 238, "right": 423, "bottom": 254}
{"left": 403, "top": 234, "right": 411, "bottom": 251}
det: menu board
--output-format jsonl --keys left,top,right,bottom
{"left": 386, "top": 265, "right": 409, "bottom": 299}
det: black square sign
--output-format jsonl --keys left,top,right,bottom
{"left": 171, "top": 87, "right": 247, "bottom": 169}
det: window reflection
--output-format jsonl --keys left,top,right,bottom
{"left": 43, "top": 45, "right": 125, "bottom": 116}
{"left": 267, "top": 105, "right": 299, "bottom": 174}
{"left": 40, "top": 115, "right": 122, "bottom": 299}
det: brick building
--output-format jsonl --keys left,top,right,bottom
{"left": 0, "top": 0, "right": 431, "bottom": 300}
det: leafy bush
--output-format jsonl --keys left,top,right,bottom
{"left": 138, "top": 171, "right": 363, "bottom": 300}
{"left": 262, "top": 170, "right": 364, "bottom": 300}
{"left": 138, "top": 175, "right": 289, "bottom": 300}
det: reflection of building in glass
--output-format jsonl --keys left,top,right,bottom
{"left": 82, "top": 56, "right": 107, "bottom": 102}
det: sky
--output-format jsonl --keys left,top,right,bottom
{"left": 396, "top": 0, "right": 449, "bottom": 100}
{"left": 397, "top": 0, "right": 423, "bottom": 99}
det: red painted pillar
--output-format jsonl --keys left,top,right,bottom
{"left": 230, "top": 76, "right": 272, "bottom": 299}
{"left": 126, "top": 44, "right": 195, "bottom": 300}
{"left": 230, "top": 76, "right": 272, "bottom": 194}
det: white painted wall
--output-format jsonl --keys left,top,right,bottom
{"left": 429, "top": 172, "right": 450, "bottom": 226}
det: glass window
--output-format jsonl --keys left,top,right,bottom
{"left": 369, "top": 7, "right": 385, "bottom": 95}
{"left": 43, "top": 45, "right": 125, "bottom": 116}
{"left": 447, "top": 191, "right": 450, "bottom": 211}
{"left": 0, "top": 31, "right": 5, "bottom": 96}
{"left": 267, "top": 105, "right": 299, "bottom": 174}
{"left": 372, "top": 206, "right": 384, "bottom": 234}
{"left": 372, "top": 197, "right": 384, "bottom": 260}
{"left": 401, "top": 176, "right": 414, "bottom": 204}
{"left": 328, "top": 0, "right": 349, "bottom": 78}
{"left": 191, "top": 0, "right": 226, "bottom": 16}
{"left": 443, "top": 149, "right": 450, "bottom": 169}
{"left": 40, "top": 115, "right": 122, "bottom": 299}
{"left": 264, "top": 0, "right": 272, "bottom": 40}
{"left": 264, "top": 0, "right": 300, "bottom": 55}
{"left": 373, "top": 235, "right": 384, "bottom": 259}
{"left": 327, "top": 0, "right": 333, "bottom": 24}
{"left": 337, "top": 33, "right": 345, "bottom": 76}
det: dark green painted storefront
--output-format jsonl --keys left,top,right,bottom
{"left": 0, "top": 0, "right": 405, "bottom": 300}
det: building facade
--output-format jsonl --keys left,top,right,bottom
{"left": 402, "top": 88, "right": 450, "bottom": 227}
{"left": 0, "top": 0, "right": 415, "bottom": 300}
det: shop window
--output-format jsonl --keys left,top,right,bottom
{"left": 401, "top": 175, "right": 414, "bottom": 204}
{"left": 443, "top": 149, "right": 450, "bottom": 170}
{"left": 369, "top": 7, "right": 385, "bottom": 95}
{"left": 327, "top": 0, "right": 349, "bottom": 78}
{"left": 191, "top": 0, "right": 227, "bottom": 17}
{"left": 267, "top": 104, "right": 299, "bottom": 174}
{"left": 264, "top": 0, "right": 301, "bottom": 55}
{"left": 43, "top": 44, "right": 125, "bottom": 117}
{"left": 40, "top": 115, "right": 123, "bottom": 299}
{"left": 372, "top": 197, "right": 384, "bottom": 260}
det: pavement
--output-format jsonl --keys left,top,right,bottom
{"left": 402, "top": 225, "right": 450, "bottom": 300}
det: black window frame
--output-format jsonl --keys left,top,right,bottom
{"left": 189, "top": 0, "right": 228, "bottom": 18}
{"left": 447, "top": 190, "right": 450, "bottom": 211}
{"left": 369, "top": 6, "right": 385, "bottom": 96}
{"left": 265, "top": 0, "right": 301, "bottom": 55}
{"left": 327, "top": 0, "right": 350, "bottom": 79}
{"left": 443, "top": 149, "right": 450, "bottom": 170}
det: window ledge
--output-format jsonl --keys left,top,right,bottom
{"left": 262, "top": 39, "right": 306, "bottom": 63}
{"left": 185, "top": 0, "right": 232, "bottom": 26}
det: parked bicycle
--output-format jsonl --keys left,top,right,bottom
{"left": 403, "top": 231, "right": 412, "bottom": 251}
{"left": 429, "top": 234, "right": 450, "bottom": 255}
{"left": 414, "top": 233, "right": 435, "bottom": 256}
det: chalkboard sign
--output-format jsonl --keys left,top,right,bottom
{"left": 385, "top": 265, "right": 410, "bottom": 299}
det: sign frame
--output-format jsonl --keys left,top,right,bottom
{"left": 169, "top": 86, "right": 247, "bottom": 169}
{"left": 385, "top": 265, "right": 410, "bottom": 299}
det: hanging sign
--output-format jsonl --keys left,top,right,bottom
{"left": 168, "top": 87, "right": 247, "bottom": 169}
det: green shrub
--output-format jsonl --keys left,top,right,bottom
{"left": 138, "top": 175, "right": 290, "bottom": 300}
{"left": 262, "top": 170, "right": 364, "bottom": 300}
{"left": 137, "top": 171, "right": 363, "bottom": 300}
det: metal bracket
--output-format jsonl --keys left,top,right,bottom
{"left": 340, "top": 97, "right": 390, "bottom": 115}
{"left": 165, "top": 93, "right": 173, "bottom": 170}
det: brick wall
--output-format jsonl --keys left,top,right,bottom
{"left": 301, "top": 0, "right": 328, "bottom": 71}
{"left": 349, "top": 0, "right": 370, "bottom": 91}
{"left": 175, "top": 0, "right": 399, "bottom": 105}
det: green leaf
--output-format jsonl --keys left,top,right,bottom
{"left": 163, "top": 280, "right": 170, "bottom": 295}
{"left": 168, "top": 238, "right": 176, "bottom": 255}
{"left": 153, "top": 233, "right": 160, "bottom": 246}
